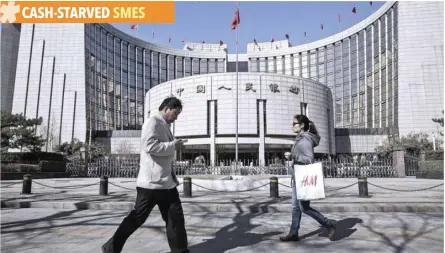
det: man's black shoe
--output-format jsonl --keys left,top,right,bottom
{"left": 279, "top": 233, "right": 300, "bottom": 242}
{"left": 101, "top": 238, "right": 115, "bottom": 253}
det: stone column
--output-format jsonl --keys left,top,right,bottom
{"left": 258, "top": 100, "right": 266, "bottom": 166}
{"left": 209, "top": 100, "right": 216, "bottom": 167}
{"left": 392, "top": 149, "right": 406, "bottom": 178}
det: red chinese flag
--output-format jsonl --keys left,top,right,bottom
{"left": 231, "top": 9, "right": 240, "bottom": 30}
{"left": 130, "top": 24, "right": 138, "bottom": 30}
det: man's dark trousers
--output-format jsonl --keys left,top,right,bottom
{"left": 103, "top": 186, "right": 189, "bottom": 253}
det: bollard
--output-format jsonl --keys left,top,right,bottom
{"left": 183, "top": 177, "right": 192, "bottom": 198}
{"left": 269, "top": 176, "right": 279, "bottom": 198}
{"left": 100, "top": 176, "right": 108, "bottom": 196}
{"left": 22, "top": 174, "right": 32, "bottom": 194}
{"left": 358, "top": 177, "right": 369, "bottom": 197}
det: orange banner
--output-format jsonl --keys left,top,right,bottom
{"left": 0, "top": 1, "right": 175, "bottom": 23}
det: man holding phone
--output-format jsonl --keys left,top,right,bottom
{"left": 102, "top": 97, "right": 189, "bottom": 253}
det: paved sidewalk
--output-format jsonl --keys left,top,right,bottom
{"left": 1, "top": 178, "right": 443, "bottom": 212}
{"left": 1, "top": 208, "right": 443, "bottom": 253}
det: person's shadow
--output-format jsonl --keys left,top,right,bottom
{"left": 300, "top": 217, "right": 363, "bottom": 241}
{"left": 184, "top": 201, "right": 283, "bottom": 253}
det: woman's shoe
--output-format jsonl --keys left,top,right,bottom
{"left": 279, "top": 233, "right": 300, "bottom": 242}
{"left": 328, "top": 220, "right": 337, "bottom": 241}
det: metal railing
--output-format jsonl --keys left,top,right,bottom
{"left": 318, "top": 158, "right": 395, "bottom": 178}
{"left": 405, "top": 154, "right": 420, "bottom": 176}
{"left": 66, "top": 157, "right": 395, "bottom": 178}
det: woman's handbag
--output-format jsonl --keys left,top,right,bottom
{"left": 293, "top": 162, "right": 326, "bottom": 200}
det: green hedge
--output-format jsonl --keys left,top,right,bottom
{"left": 1, "top": 163, "right": 40, "bottom": 173}
{"left": 1, "top": 152, "right": 64, "bottom": 164}
{"left": 425, "top": 151, "right": 444, "bottom": 160}
{"left": 419, "top": 160, "right": 444, "bottom": 172}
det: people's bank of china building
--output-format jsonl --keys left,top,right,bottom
{"left": 1, "top": 2, "right": 443, "bottom": 166}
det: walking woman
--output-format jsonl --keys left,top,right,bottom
{"left": 279, "top": 114, "right": 337, "bottom": 242}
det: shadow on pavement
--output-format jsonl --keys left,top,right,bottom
{"left": 314, "top": 217, "right": 363, "bottom": 241}
{"left": 186, "top": 200, "right": 282, "bottom": 253}
{"left": 361, "top": 212, "right": 443, "bottom": 253}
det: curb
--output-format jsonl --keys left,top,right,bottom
{"left": 2, "top": 200, "right": 443, "bottom": 213}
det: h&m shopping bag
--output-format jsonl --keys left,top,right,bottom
{"left": 293, "top": 162, "right": 326, "bottom": 200}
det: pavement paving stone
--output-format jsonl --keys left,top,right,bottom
{"left": 1, "top": 208, "right": 443, "bottom": 253}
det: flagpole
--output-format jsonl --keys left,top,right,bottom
{"left": 235, "top": 5, "right": 239, "bottom": 174}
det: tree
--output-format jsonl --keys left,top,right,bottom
{"left": 88, "top": 142, "right": 107, "bottom": 159}
{"left": 55, "top": 139, "right": 107, "bottom": 160}
{"left": 55, "top": 138, "right": 84, "bottom": 158}
{"left": 375, "top": 132, "right": 434, "bottom": 157}
{"left": 39, "top": 114, "right": 59, "bottom": 152}
{"left": 432, "top": 110, "right": 444, "bottom": 136}
{"left": 1, "top": 110, "right": 45, "bottom": 152}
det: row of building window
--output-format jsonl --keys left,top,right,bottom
{"left": 248, "top": 6, "right": 398, "bottom": 129}
{"left": 85, "top": 24, "right": 225, "bottom": 130}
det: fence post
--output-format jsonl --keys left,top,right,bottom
{"left": 269, "top": 176, "right": 279, "bottom": 198}
{"left": 22, "top": 174, "right": 32, "bottom": 194}
{"left": 183, "top": 176, "right": 192, "bottom": 197}
{"left": 358, "top": 177, "right": 369, "bottom": 197}
{"left": 99, "top": 176, "right": 108, "bottom": 196}
{"left": 392, "top": 149, "right": 406, "bottom": 177}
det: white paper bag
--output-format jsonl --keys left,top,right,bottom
{"left": 293, "top": 162, "right": 326, "bottom": 200}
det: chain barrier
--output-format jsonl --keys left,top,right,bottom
{"left": 367, "top": 182, "right": 444, "bottom": 192}
{"left": 326, "top": 182, "right": 358, "bottom": 192}
{"left": 108, "top": 182, "right": 135, "bottom": 191}
{"left": 278, "top": 183, "right": 292, "bottom": 188}
{"left": 3, "top": 180, "right": 179, "bottom": 192}
{"left": 191, "top": 182, "right": 269, "bottom": 193}
{"left": 5, "top": 177, "right": 443, "bottom": 194}
{"left": 32, "top": 181, "right": 99, "bottom": 189}
{"left": 0, "top": 182, "right": 22, "bottom": 188}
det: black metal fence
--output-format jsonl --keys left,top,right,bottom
{"left": 404, "top": 154, "right": 420, "bottom": 176}
{"left": 66, "top": 157, "right": 395, "bottom": 178}
{"left": 319, "top": 158, "right": 395, "bottom": 178}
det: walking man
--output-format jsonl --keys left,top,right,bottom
{"left": 102, "top": 97, "right": 189, "bottom": 253}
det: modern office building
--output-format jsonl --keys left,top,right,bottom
{"left": 1, "top": 1, "right": 443, "bottom": 164}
